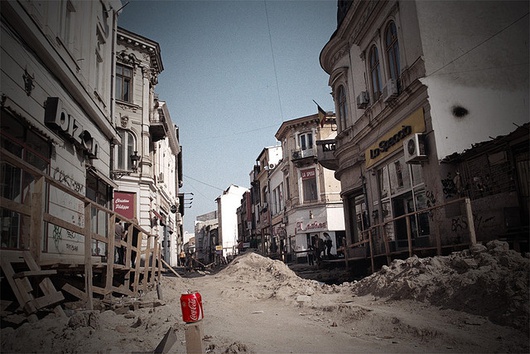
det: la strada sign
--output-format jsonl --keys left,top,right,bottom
{"left": 114, "top": 191, "right": 135, "bottom": 220}
{"left": 365, "top": 108, "right": 425, "bottom": 168}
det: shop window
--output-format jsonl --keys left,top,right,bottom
{"left": 301, "top": 168, "right": 318, "bottom": 203}
{"left": 377, "top": 156, "right": 428, "bottom": 250}
{"left": 389, "top": 158, "right": 411, "bottom": 195}
{"left": 369, "top": 45, "right": 382, "bottom": 101}
{"left": 116, "top": 64, "right": 132, "bottom": 102}
{"left": 385, "top": 21, "right": 400, "bottom": 84}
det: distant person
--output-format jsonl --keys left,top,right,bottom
{"left": 316, "top": 236, "right": 325, "bottom": 264}
{"left": 324, "top": 233, "right": 332, "bottom": 257}
{"left": 115, "top": 218, "right": 125, "bottom": 264}
{"left": 179, "top": 250, "right": 186, "bottom": 266}
{"left": 307, "top": 242, "right": 315, "bottom": 266}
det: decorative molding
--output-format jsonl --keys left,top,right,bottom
{"left": 22, "top": 68, "right": 35, "bottom": 96}
{"left": 116, "top": 50, "right": 140, "bottom": 67}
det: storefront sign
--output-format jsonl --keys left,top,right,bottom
{"left": 296, "top": 220, "right": 327, "bottom": 232}
{"left": 365, "top": 108, "right": 425, "bottom": 168}
{"left": 114, "top": 191, "right": 135, "bottom": 220}
{"left": 301, "top": 168, "right": 315, "bottom": 180}
{"left": 44, "top": 97, "right": 99, "bottom": 158}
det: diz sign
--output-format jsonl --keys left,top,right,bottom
{"left": 44, "top": 97, "right": 99, "bottom": 158}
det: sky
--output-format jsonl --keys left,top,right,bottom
{"left": 118, "top": 0, "right": 338, "bottom": 233}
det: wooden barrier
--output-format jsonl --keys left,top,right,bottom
{"left": 0, "top": 147, "right": 162, "bottom": 314}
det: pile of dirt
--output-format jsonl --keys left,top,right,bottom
{"left": 349, "top": 240, "right": 529, "bottom": 332}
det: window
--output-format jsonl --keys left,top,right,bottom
{"left": 61, "top": 0, "right": 76, "bottom": 50}
{"left": 116, "top": 64, "right": 132, "bottom": 102}
{"left": 117, "top": 130, "right": 136, "bottom": 170}
{"left": 385, "top": 21, "right": 400, "bottom": 83}
{"left": 369, "top": 46, "right": 382, "bottom": 101}
{"left": 298, "top": 132, "right": 313, "bottom": 157}
{"left": 337, "top": 85, "right": 347, "bottom": 131}
{"left": 272, "top": 183, "right": 284, "bottom": 215}
{"left": 0, "top": 111, "right": 50, "bottom": 249}
{"left": 301, "top": 168, "right": 318, "bottom": 203}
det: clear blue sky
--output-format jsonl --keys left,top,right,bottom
{"left": 118, "top": 0, "right": 337, "bottom": 233}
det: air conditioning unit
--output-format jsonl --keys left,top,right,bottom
{"left": 403, "top": 133, "right": 427, "bottom": 163}
{"left": 356, "top": 91, "right": 370, "bottom": 109}
{"left": 292, "top": 150, "right": 301, "bottom": 159}
{"left": 382, "top": 79, "right": 398, "bottom": 103}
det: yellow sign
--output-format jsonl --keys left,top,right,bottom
{"left": 215, "top": 245, "right": 223, "bottom": 251}
{"left": 365, "top": 108, "right": 425, "bottom": 168}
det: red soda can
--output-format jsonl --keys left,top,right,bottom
{"left": 180, "top": 291, "right": 204, "bottom": 323}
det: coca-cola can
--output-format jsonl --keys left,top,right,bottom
{"left": 180, "top": 292, "right": 204, "bottom": 323}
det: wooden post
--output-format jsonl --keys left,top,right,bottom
{"left": 368, "top": 229, "right": 375, "bottom": 274}
{"left": 185, "top": 321, "right": 204, "bottom": 354}
{"left": 465, "top": 198, "right": 477, "bottom": 245}
{"left": 106, "top": 214, "right": 116, "bottom": 298}
{"left": 143, "top": 235, "right": 152, "bottom": 293}
{"left": 383, "top": 223, "right": 391, "bottom": 266}
{"left": 29, "top": 176, "right": 44, "bottom": 262}
{"left": 406, "top": 216, "right": 413, "bottom": 257}
{"left": 84, "top": 203, "right": 93, "bottom": 310}
{"left": 133, "top": 230, "right": 142, "bottom": 294}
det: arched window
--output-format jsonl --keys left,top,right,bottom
{"left": 369, "top": 46, "right": 382, "bottom": 100}
{"left": 385, "top": 21, "right": 400, "bottom": 83}
{"left": 117, "top": 130, "right": 136, "bottom": 170}
{"left": 337, "top": 85, "right": 348, "bottom": 131}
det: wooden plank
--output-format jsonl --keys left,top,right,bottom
{"left": 32, "top": 291, "right": 64, "bottom": 309}
{"left": 30, "top": 176, "right": 44, "bottom": 261}
{"left": 13, "top": 270, "right": 57, "bottom": 278}
{"left": 465, "top": 197, "right": 477, "bottom": 245}
{"left": 84, "top": 203, "right": 94, "bottom": 310}
{"left": 92, "top": 285, "right": 111, "bottom": 296}
{"left": 0, "top": 258, "right": 36, "bottom": 314}
{"left": 406, "top": 216, "right": 413, "bottom": 257}
{"left": 161, "top": 258, "right": 182, "bottom": 278}
{"left": 106, "top": 214, "right": 116, "bottom": 299}
{"left": 44, "top": 213, "right": 85, "bottom": 235}
{"left": 185, "top": 321, "right": 205, "bottom": 354}
{"left": 62, "top": 283, "right": 87, "bottom": 302}
{"left": 0, "top": 196, "right": 31, "bottom": 216}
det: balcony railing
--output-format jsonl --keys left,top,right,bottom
{"left": 316, "top": 139, "right": 338, "bottom": 170}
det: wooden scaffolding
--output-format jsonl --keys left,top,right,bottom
{"left": 0, "top": 148, "right": 162, "bottom": 319}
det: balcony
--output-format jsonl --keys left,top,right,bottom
{"left": 150, "top": 115, "right": 166, "bottom": 142}
{"left": 316, "top": 139, "right": 338, "bottom": 170}
{"left": 291, "top": 148, "right": 316, "bottom": 167}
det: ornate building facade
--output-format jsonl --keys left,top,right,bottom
{"left": 319, "top": 0, "right": 529, "bottom": 258}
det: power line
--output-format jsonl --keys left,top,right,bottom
{"left": 183, "top": 174, "right": 224, "bottom": 192}
{"left": 195, "top": 123, "right": 279, "bottom": 141}
{"left": 264, "top": 0, "right": 284, "bottom": 123}
{"left": 428, "top": 12, "right": 529, "bottom": 77}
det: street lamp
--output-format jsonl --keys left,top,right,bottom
{"left": 130, "top": 151, "right": 140, "bottom": 173}
{"left": 111, "top": 150, "right": 141, "bottom": 179}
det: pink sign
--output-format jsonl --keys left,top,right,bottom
{"left": 301, "top": 168, "right": 315, "bottom": 180}
{"left": 114, "top": 191, "right": 135, "bottom": 220}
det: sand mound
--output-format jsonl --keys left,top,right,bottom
{"left": 350, "top": 240, "right": 529, "bottom": 331}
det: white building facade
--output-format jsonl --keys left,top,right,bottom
{"left": 112, "top": 27, "right": 183, "bottom": 267}
{"left": 216, "top": 184, "right": 248, "bottom": 258}
{"left": 275, "top": 113, "right": 345, "bottom": 262}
